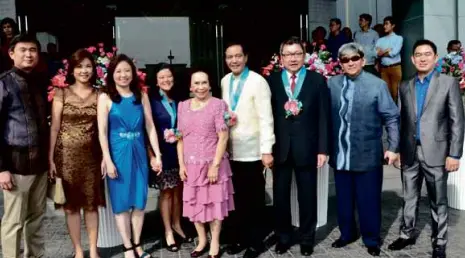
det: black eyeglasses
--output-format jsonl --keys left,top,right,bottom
{"left": 340, "top": 56, "right": 362, "bottom": 64}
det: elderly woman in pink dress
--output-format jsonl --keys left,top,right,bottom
{"left": 176, "top": 70, "right": 234, "bottom": 258}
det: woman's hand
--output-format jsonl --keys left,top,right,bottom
{"left": 207, "top": 164, "right": 219, "bottom": 184}
{"left": 49, "top": 162, "right": 57, "bottom": 180}
{"left": 150, "top": 156, "right": 162, "bottom": 175}
{"left": 105, "top": 160, "right": 118, "bottom": 179}
{"left": 179, "top": 165, "right": 187, "bottom": 181}
{"left": 101, "top": 160, "right": 106, "bottom": 179}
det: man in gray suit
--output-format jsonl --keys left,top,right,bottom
{"left": 388, "top": 39, "right": 464, "bottom": 258}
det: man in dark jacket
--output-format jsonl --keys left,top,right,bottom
{"left": 0, "top": 33, "right": 49, "bottom": 258}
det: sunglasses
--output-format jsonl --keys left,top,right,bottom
{"left": 340, "top": 56, "right": 362, "bottom": 64}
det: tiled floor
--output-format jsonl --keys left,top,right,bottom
{"left": 1, "top": 166, "right": 465, "bottom": 257}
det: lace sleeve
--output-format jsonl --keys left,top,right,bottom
{"left": 214, "top": 99, "right": 228, "bottom": 133}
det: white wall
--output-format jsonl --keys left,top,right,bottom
{"left": 115, "top": 17, "right": 191, "bottom": 68}
{"left": 0, "top": 0, "right": 15, "bottom": 21}
{"left": 459, "top": 0, "right": 465, "bottom": 46}
{"left": 308, "top": 0, "right": 392, "bottom": 37}
{"left": 307, "top": 0, "right": 336, "bottom": 35}
{"left": 423, "top": 0, "right": 457, "bottom": 57}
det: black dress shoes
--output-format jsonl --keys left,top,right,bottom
{"left": 433, "top": 246, "right": 446, "bottom": 258}
{"left": 243, "top": 247, "right": 262, "bottom": 258}
{"left": 388, "top": 238, "right": 416, "bottom": 250}
{"left": 300, "top": 244, "right": 313, "bottom": 256}
{"left": 367, "top": 246, "right": 380, "bottom": 256}
{"left": 331, "top": 238, "right": 357, "bottom": 248}
{"left": 225, "top": 243, "right": 245, "bottom": 255}
{"left": 274, "top": 242, "right": 290, "bottom": 254}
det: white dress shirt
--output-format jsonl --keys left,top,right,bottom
{"left": 221, "top": 70, "right": 275, "bottom": 161}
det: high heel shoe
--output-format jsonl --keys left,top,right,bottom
{"left": 121, "top": 244, "right": 135, "bottom": 258}
{"left": 133, "top": 242, "right": 153, "bottom": 258}
{"left": 164, "top": 234, "right": 179, "bottom": 252}
{"left": 190, "top": 245, "right": 209, "bottom": 258}
{"left": 173, "top": 229, "right": 194, "bottom": 243}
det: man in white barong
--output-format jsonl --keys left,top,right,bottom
{"left": 221, "top": 42, "right": 275, "bottom": 258}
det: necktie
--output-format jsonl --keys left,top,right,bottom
{"left": 290, "top": 74, "right": 296, "bottom": 94}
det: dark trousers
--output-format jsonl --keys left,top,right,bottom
{"left": 227, "top": 160, "right": 266, "bottom": 248}
{"left": 334, "top": 168, "right": 383, "bottom": 247}
{"left": 400, "top": 146, "right": 448, "bottom": 247}
{"left": 274, "top": 158, "right": 317, "bottom": 246}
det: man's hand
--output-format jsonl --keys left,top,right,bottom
{"left": 262, "top": 154, "right": 274, "bottom": 168}
{"left": 445, "top": 157, "right": 460, "bottom": 172}
{"left": 384, "top": 151, "right": 398, "bottom": 165}
{"left": 0, "top": 171, "right": 14, "bottom": 191}
{"left": 317, "top": 154, "right": 327, "bottom": 168}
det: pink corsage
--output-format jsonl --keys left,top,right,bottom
{"left": 284, "top": 99, "right": 303, "bottom": 118}
{"left": 224, "top": 111, "right": 237, "bottom": 127}
{"left": 163, "top": 128, "right": 182, "bottom": 143}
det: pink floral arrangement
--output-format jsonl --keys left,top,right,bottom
{"left": 47, "top": 43, "right": 148, "bottom": 102}
{"left": 261, "top": 43, "right": 342, "bottom": 79}
{"left": 284, "top": 99, "right": 303, "bottom": 118}
{"left": 223, "top": 111, "right": 238, "bottom": 127}
{"left": 163, "top": 128, "right": 182, "bottom": 143}
{"left": 437, "top": 48, "right": 465, "bottom": 90}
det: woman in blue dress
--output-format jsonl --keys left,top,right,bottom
{"left": 148, "top": 64, "right": 192, "bottom": 252}
{"left": 97, "top": 54, "right": 162, "bottom": 258}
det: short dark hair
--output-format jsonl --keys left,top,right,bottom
{"left": 0, "top": 17, "right": 19, "bottom": 40}
{"left": 280, "top": 36, "right": 305, "bottom": 55}
{"left": 66, "top": 48, "right": 97, "bottom": 85}
{"left": 150, "top": 63, "right": 179, "bottom": 101}
{"left": 384, "top": 16, "right": 397, "bottom": 26}
{"left": 105, "top": 54, "right": 142, "bottom": 104}
{"left": 412, "top": 39, "right": 437, "bottom": 55}
{"left": 330, "top": 18, "right": 342, "bottom": 26}
{"left": 359, "top": 14, "right": 373, "bottom": 25}
{"left": 225, "top": 42, "right": 249, "bottom": 56}
{"left": 8, "top": 33, "right": 40, "bottom": 52}
{"left": 447, "top": 40, "right": 462, "bottom": 50}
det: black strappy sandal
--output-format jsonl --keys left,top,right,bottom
{"left": 133, "top": 242, "right": 153, "bottom": 258}
{"left": 122, "top": 244, "right": 135, "bottom": 257}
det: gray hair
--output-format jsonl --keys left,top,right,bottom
{"left": 338, "top": 42, "right": 365, "bottom": 59}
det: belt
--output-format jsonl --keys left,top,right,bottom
{"left": 381, "top": 62, "right": 401, "bottom": 68}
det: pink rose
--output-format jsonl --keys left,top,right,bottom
{"left": 86, "top": 47, "right": 96, "bottom": 53}
{"left": 62, "top": 59, "right": 68, "bottom": 64}
{"left": 320, "top": 44, "right": 327, "bottom": 50}
{"left": 47, "top": 90, "right": 55, "bottom": 102}
{"left": 450, "top": 66, "right": 455, "bottom": 72}
{"left": 51, "top": 74, "right": 68, "bottom": 87}
{"left": 98, "top": 43, "right": 104, "bottom": 48}
{"left": 97, "top": 67, "right": 104, "bottom": 78}
{"left": 107, "top": 52, "right": 114, "bottom": 58}
{"left": 325, "top": 64, "right": 333, "bottom": 71}
{"left": 459, "top": 62, "right": 464, "bottom": 70}
{"left": 112, "top": 46, "right": 118, "bottom": 52}
{"left": 166, "top": 135, "right": 177, "bottom": 143}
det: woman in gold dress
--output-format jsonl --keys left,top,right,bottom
{"left": 48, "top": 49, "right": 105, "bottom": 258}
